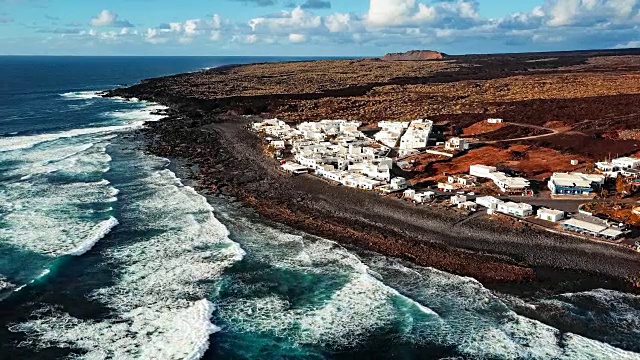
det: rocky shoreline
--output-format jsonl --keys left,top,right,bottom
{"left": 107, "top": 52, "right": 640, "bottom": 295}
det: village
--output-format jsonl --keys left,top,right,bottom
{"left": 251, "top": 117, "right": 640, "bottom": 252}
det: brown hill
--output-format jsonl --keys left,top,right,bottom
{"left": 381, "top": 50, "right": 446, "bottom": 61}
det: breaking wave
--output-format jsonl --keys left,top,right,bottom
{"left": 0, "top": 100, "right": 166, "bottom": 154}
{"left": 0, "top": 138, "right": 118, "bottom": 256}
{"left": 207, "top": 202, "right": 640, "bottom": 359}
{"left": 13, "top": 154, "right": 244, "bottom": 359}
{"left": 65, "top": 217, "right": 119, "bottom": 256}
{"left": 215, "top": 216, "right": 439, "bottom": 350}
{"left": 105, "top": 104, "right": 168, "bottom": 123}
{"left": 60, "top": 91, "right": 103, "bottom": 100}
{"left": 0, "top": 125, "right": 132, "bottom": 153}
{"left": 516, "top": 288, "right": 640, "bottom": 352}
{"left": 362, "top": 257, "right": 640, "bottom": 359}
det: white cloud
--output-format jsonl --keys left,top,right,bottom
{"left": 144, "top": 14, "right": 228, "bottom": 45}
{"left": 324, "top": 13, "right": 352, "bottom": 32}
{"left": 249, "top": 7, "right": 321, "bottom": 33}
{"left": 90, "top": 10, "right": 133, "bottom": 28}
{"left": 366, "top": 0, "right": 417, "bottom": 27}
{"left": 545, "top": 0, "right": 640, "bottom": 27}
{"left": 289, "top": 33, "right": 306, "bottom": 43}
{"left": 614, "top": 39, "right": 640, "bottom": 48}
{"left": 144, "top": 28, "right": 167, "bottom": 44}
{"left": 364, "top": 0, "right": 482, "bottom": 28}
{"left": 246, "top": 34, "right": 258, "bottom": 43}
{"left": 34, "top": 1, "right": 640, "bottom": 55}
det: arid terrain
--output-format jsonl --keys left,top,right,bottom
{"left": 109, "top": 49, "right": 640, "bottom": 294}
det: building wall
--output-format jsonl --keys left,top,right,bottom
{"left": 550, "top": 184, "right": 592, "bottom": 195}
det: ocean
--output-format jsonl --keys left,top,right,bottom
{"left": 0, "top": 56, "right": 639, "bottom": 360}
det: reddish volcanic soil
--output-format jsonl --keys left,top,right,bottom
{"left": 412, "top": 144, "right": 588, "bottom": 182}
{"left": 462, "top": 121, "right": 508, "bottom": 136}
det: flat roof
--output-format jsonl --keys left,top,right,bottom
{"left": 507, "top": 202, "right": 533, "bottom": 210}
{"left": 562, "top": 218, "right": 608, "bottom": 233}
{"left": 600, "top": 229, "right": 624, "bottom": 238}
{"left": 613, "top": 157, "right": 640, "bottom": 162}
{"left": 539, "top": 208, "right": 564, "bottom": 215}
{"left": 282, "top": 162, "right": 307, "bottom": 170}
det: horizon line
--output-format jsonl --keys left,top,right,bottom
{"left": 1, "top": 47, "right": 639, "bottom": 58}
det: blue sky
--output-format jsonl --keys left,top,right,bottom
{"left": 1, "top": 0, "right": 639, "bottom": 56}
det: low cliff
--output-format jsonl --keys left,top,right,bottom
{"left": 381, "top": 50, "right": 446, "bottom": 61}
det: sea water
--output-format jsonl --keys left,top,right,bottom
{"left": 0, "top": 56, "right": 639, "bottom": 359}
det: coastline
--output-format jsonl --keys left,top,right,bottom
{"left": 107, "top": 55, "right": 640, "bottom": 295}
{"left": 126, "top": 108, "right": 638, "bottom": 296}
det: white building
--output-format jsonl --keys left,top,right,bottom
{"left": 497, "top": 202, "right": 533, "bottom": 217}
{"left": 596, "top": 157, "right": 640, "bottom": 177}
{"left": 469, "top": 165, "right": 529, "bottom": 193}
{"left": 295, "top": 153, "right": 324, "bottom": 170}
{"left": 404, "top": 190, "right": 435, "bottom": 203}
{"left": 487, "top": 118, "right": 503, "bottom": 124}
{"left": 438, "top": 182, "right": 456, "bottom": 192}
{"left": 561, "top": 218, "right": 625, "bottom": 239}
{"left": 270, "top": 140, "right": 286, "bottom": 150}
{"left": 316, "top": 166, "right": 346, "bottom": 182}
{"left": 448, "top": 175, "right": 476, "bottom": 187}
{"left": 342, "top": 174, "right": 382, "bottom": 190}
{"left": 475, "top": 196, "right": 504, "bottom": 210}
{"left": 469, "top": 165, "right": 497, "bottom": 178}
{"left": 612, "top": 157, "right": 640, "bottom": 170}
{"left": 415, "top": 192, "right": 435, "bottom": 203}
{"left": 403, "top": 189, "right": 416, "bottom": 200}
{"left": 361, "top": 162, "right": 391, "bottom": 182}
{"left": 281, "top": 162, "right": 308, "bottom": 175}
{"left": 445, "top": 137, "right": 470, "bottom": 151}
{"left": 491, "top": 172, "right": 530, "bottom": 193}
{"left": 537, "top": 208, "right": 565, "bottom": 222}
{"left": 390, "top": 177, "right": 408, "bottom": 191}
{"left": 253, "top": 118, "right": 288, "bottom": 131}
{"left": 458, "top": 201, "right": 478, "bottom": 212}
{"left": 548, "top": 173, "right": 605, "bottom": 196}
{"left": 399, "top": 119, "right": 433, "bottom": 150}
{"left": 450, "top": 195, "right": 467, "bottom": 205}
{"left": 375, "top": 121, "right": 410, "bottom": 148}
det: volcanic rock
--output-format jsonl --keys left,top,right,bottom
{"left": 381, "top": 50, "right": 446, "bottom": 61}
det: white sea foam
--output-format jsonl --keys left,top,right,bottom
{"left": 0, "top": 276, "right": 16, "bottom": 292}
{"left": 60, "top": 91, "right": 103, "bottom": 100}
{"left": 66, "top": 217, "right": 119, "bottom": 256}
{"left": 3, "top": 142, "right": 101, "bottom": 180}
{"left": 67, "top": 101, "right": 95, "bottom": 110}
{"left": 0, "top": 125, "right": 130, "bottom": 152}
{"left": 0, "top": 97, "right": 175, "bottom": 307}
{"left": 14, "top": 155, "right": 244, "bottom": 359}
{"left": 215, "top": 220, "right": 439, "bottom": 349}
{"left": 11, "top": 299, "right": 221, "bottom": 360}
{"left": 363, "top": 258, "right": 640, "bottom": 359}
{"left": 0, "top": 101, "right": 167, "bottom": 154}
{"left": 105, "top": 104, "right": 168, "bottom": 124}
{"left": 0, "top": 140, "right": 119, "bottom": 256}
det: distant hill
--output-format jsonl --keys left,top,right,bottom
{"left": 381, "top": 50, "right": 446, "bottom": 61}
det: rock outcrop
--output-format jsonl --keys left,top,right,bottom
{"left": 381, "top": 50, "right": 446, "bottom": 61}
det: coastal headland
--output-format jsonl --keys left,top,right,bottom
{"left": 108, "top": 49, "right": 640, "bottom": 295}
